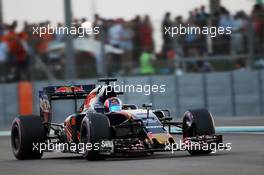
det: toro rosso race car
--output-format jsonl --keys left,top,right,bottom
{"left": 11, "top": 78, "right": 223, "bottom": 160}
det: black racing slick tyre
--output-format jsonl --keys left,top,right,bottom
{"left": 80, "top": 113, "right": 111, "bottom": 161}
{"left": 11, "top": 115, "right": 46, "bottom": 160}
{"left": 182, "top": 109, "right": 215, "bottom": 155}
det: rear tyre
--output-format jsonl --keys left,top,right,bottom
{"left": 80, "top": 113, "right": 111, "bottom": 161}
{"left": 182, "top": 109, "right": 215, "bottom": 155}
{"left": 11, "top": 115, "right": 46, "bottom": 160}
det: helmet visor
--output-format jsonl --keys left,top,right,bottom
{"left": 110, "top": 105, "right": 121, "bottom": 112}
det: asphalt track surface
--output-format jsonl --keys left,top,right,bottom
{"left": 0, "top": 118, "right": 264, "bottom": 175}
{"left": 1, "top": 135, "right": 264, "bottom": 175}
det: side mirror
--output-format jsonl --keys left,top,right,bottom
{"left": 142, "top": 103, "right": 152, "bottom": 108}
{"left": 94, "top": 103, "right": 105, "bottom": 113}
{"left": 142, "top": 103, "right": 152, "bottom": 126}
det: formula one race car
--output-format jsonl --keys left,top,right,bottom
{"left": 11, "top": 78, "right": 223, "bottom": 160}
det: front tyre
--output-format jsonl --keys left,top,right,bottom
{"left": 182, "top": 109, "right": 215, "bottom": 155}
{"left": 80, "top": 113, "right": 111, "bottom": 161}
{"left": 11, "top": 115, "right": 46, "bottom": 160}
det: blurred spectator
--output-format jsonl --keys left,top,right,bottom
{"left": 139, "top": 15, "right": 154, "bottom": 52}
{"left": 139, "top": 48, "right": 155, "bottom": 74}
{"left": 173, "top": 16, "right": 184, "bottom": 57}
{"left": 218, "top": 7, "right": 232, "bottom": 54}
{"left": 3, "top": 22, "right": 30, "bottom": 81}
{"left": 107, "top": 19, "right": 124, "bottom": 75}
{"left": 47, "top": 25, "right": 63, "bottom": 74}
{"left": 185, "top": 15, "right": 200, "bottom": 57}
{"left": 231, "top": 11, "right": 247, "bottom": 54}
{"left": 54, "top": 23, "right": 64, "bottom": 42}
{"left": 198, "top": 5, "right": 209, "bottom": 27}
{"left": 196, "top": 60, "right": 214, "bottom": 72}
{"left": 218, "top": 7, "right": 233, "bottom": 29}
{"left": 108, "top": 19, "right": 124, "bottom": 48}
{"left": 235, "top": 58, "right": 246, "bottom": 71}
{"left": 120, "top": 22, "right": 134, "bottom": 74}
{"left": 251, "top": 4, "right": 264, "bottom": 54}
{"left": 0, "top": 37, "right": 8, "bottom": 82}
{"left": 131, "top": 15, "right": 141, "bottom": 66}
{"left": 93, "top": 14, "right": 103, "bottom": 41}
{"left": 197, "top": 6, "right": 209, "bottom": 55}
{"left": 36, "top": 22, "right": 54, "bottom": 57}
{"left": 162, "top": 12, "right": 173, "bottom": 55}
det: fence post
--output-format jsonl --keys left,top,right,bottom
{"left": 230, "top": 71, "right": 236, "bottom": 116}
{"left": 258, "top": 70, "right": 263, "bottom": 115}
{"left": 64, "top": 0, "right": 76, "bottom": 80}
{"left": 123, "top": 78, "right": 129, "bottom": 104}
{"left": 149, "top": 76, "right": 154, "bottom": 108}
{"left": 202, "top": 73, "right": 208, "bottom": 109}
{"left": 2, "top": 84, "right": 7, "bottom": 124}
{"left": 174, "top": 75, "right": 180, "bottom": 118}
{"left": 100, "top": 23, "right": 107, "bottom": 76}
{"left": 247, "top": 18, "right": 255, "bottom": 69}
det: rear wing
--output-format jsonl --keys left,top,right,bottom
{"left": 39, "top": 84, "right": 96, "bottom": 123}
{"left": 41, "top": 84, "right": 96, "bottom": 100}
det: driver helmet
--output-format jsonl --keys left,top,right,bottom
{"left": 104, "top": 97, "right": 122, "bottom": 112}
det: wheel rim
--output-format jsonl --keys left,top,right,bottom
{"left": 183, "top": 112, "right": 194, "bottom": 138}
{"left": 12, "top": 124, "right": 20, "bottom": 152}
{"left": 81, "top": 125, "right": 92, "bottom": 158}
{"left": 81, "top": 126, "right": 88, "bottom": 143}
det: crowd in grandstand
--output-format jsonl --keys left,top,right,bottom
{"left": 0, "top": 3, "right": 264, "bottom": 82}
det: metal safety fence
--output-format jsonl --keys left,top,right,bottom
{"left": 0, "top": 70, "right": 263, "bottom": 130}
